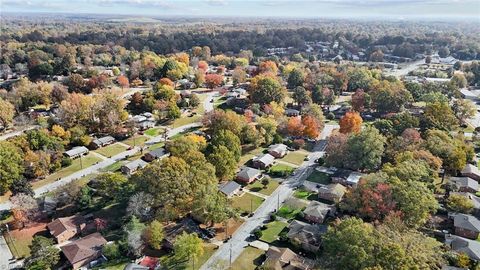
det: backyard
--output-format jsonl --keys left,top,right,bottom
{"left": 231, "top": 247, "right": 265, "bottom": 270}
{"left": 94, "top": 143, "right": 128, "bottom": 158}
{"left": 230, "top": 193, "right": 265, "bottom": 214}
{"left": 259, "top": 221, "right": 288, "bottom": 243}
{"left": 4, "top": 222, "right": 48, "bottom": 258}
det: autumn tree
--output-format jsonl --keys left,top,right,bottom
{"left": 302, "top": 115, "right": 320, "bottom": 139}
{"left": 117, "top": 75, "right": 129, "bottom": 88}
{"left": 11, "top": 193, "right": 39, "bottom": 228}
{"left": 249, "top": 74, "right": 286, "bottom": 105}
{"left": 0, "top": 97, "right": 15, "bottom": 128}
{"left": 447, "top": 194, "right": 474, "bottom": 214}
{"left": 202, "top": 110, "right": 246, "bottom": 136}
{"left": 0, "top": 141, "right": 24, "bottom": 194}
{"left": 208, "top": 145, "right": 237, "bottom": 181}
{"left": 205, "top": 73, "right": 224, "bottom": 89}
{"left": 287, "top": 69, "right": 305, "bottom": 89}
{"left": 144, "top": 220, "right": 164, "bottom": 250}
{"left": 285, "top": 117, "right": 305, "bottom": 137}
{"left": 453, "top": 99, "right": 476, "bottom": 124}
{"left": 210, "top": 129, "right": 242, "bottom": 162}
{"left": 421, "top": 102, "right": 458, "bottom": 131}
{"left": 67, "top": 73, "right": 85, "bottom": 92}
{"left": 292, "top": 86, "right": 312, "bottom": 106}
{"left": 351, "top": 89, "right": 369, "bottom": 112}
{"left": 324, "top": 132, "right": 348, "bottom": 168}
{"left": 174, "top": 232, "right": 204, "bottom": 269}
{"left": 258, "top": 60, "right": 278, "bottom": 74}
{"left": 232, "top": 67, "right": 247, "bottom": 85}
{"left": 339, "top": 111, "right": 363, "bottom": 134}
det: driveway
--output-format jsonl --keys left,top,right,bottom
{"left": 0, "top": 235, "right": 14, "bottom": 269}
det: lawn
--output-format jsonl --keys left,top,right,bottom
{"left": 121, "top": 135, "right": 149, "bottom": 147}
{"left": 171, "top": 94, "right": 207, "bottom": 128}
{"left": 293, "top": 189, "right": 316, "bottom": 200}
{"left": 147, "top": 142, "right": 165, "bottom": 151}
{"left": 230, "top": 193, "right": 265, "bottom": 214}
{"left": 281, "top": 151, "right": 308, "bottom": 166}
{"left": 277, "top": 205, "right": 303, "bottom": 220}
{"left": 247, "top": 179, "right": 280, "bottom": 196}
{"left": 4, "top": 223, "right": 48, "bottom": 258}
{"left": 306, "top": 170, "right": 331, "bottom": 185}
{"left": 231, "top": 247, "right": 265, "bottom": 270}
{"left": 269, "top": 164, "right": 295, "bottom": 177}
{"left": 32, "top": 153, "right": 102, "bottom": 189}
{"left": 94, "top": 143, "right": 128, "bottom": 158}
{"left": 239, "top": 147, "right": 265, "bottom": 166}
{"left": 159, "top": 243, "right": 216, "bottom": 270}
{"left": 101, "top": 161, "right": 125, "bottom": 172}
{"left": 144, "top": 127, "right": 165, "bottom": 137}
{"left": 259, "top": 221, "right": 288, "bottom": 243}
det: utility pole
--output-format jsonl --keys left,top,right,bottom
{"left": 277, "top": 192, "right": 280, "bottom": 211}
{"left": 250, "top": 198, "right": 253, "bottom": 214}
{"left": 229, "top": 242, "right": 232, "bottom": 269}
{"left": 80, "top": 154, "right": 83, "bottom": 169}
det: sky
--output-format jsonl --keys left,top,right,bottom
{"left": 1, "top": 0, "right": 479, "bottom": 19}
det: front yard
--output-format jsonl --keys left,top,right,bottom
{"left": 281, "top": 151, "right": 308, "bottom": 166}
{"left": 231, "top": 247, "right": 265, "bottom": 270}
{"left": 293, "top": 189, "right": 316, "bottom": 200}
{"left": 259, "top": 221, "right": 288, "bottom": 243}
{"left": 94, "top": 143, "right": 128, "bottom": 158}
{"left": 121, "top": 135, "right": 149, "bottom": 147}
{"left": 246, "top": 178, "right": 280, "bottom": 196}
{"left": 269, "top": 164, "right": 295, "bottom": 177}
{"left": 144, "top": 127, "right": 165, "bottom": 137}
{"left": 4, "top": 222, "right": 48, "bottom": 258}
{"left": 230, "top": 193, "right": 265, "bottom": 214}
{"left": 305, "top": 170, "right": 331, "bottom": 185}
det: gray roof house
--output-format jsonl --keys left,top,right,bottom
{"left": 461, "top": 164, "right": 480, "bottom": 181}
{"left": 64, "top": 146, "right": 89, "bottom": 159}
{"left": 446, "top": 234, "right": 480, "bottom": 261}
{"left": 449, "top": 177, "right": 479, "bottom": 193}
{"left": 121, "top": 159, "right": 148, "bottom": 175}
{"left": 143, "top": 148, "right": 168, "bottom": 162}
{"left": 90, "top": 136, "right": 115, "bottom": 149}
{"left": 268, "top": 143, "right": 288, "bottom": 158}
{"left": 252, "top": 153, "right": 275, "bottom": 169}
{"left": 287, "top": 220, "right": 326, "bottom": 252}
{"left": 219, "top": 181, "right": 241, "bottom": 197}
{"left": 454, "top": 213, "right": 480, "bottom": 239}
{"left": 303, "top": 201, "right": 336, "bottom": 224}
{"left": 236, "top": 167, "right": 262, "bottom": 184}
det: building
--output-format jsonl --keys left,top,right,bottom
{"left": 219, "top": 181, "right": 241, "bottom": 197}
{"left": 331, "top": 169, "right": 364, "bottom": 187}
{"left": 64, "top": 146, "right": 89, "bottom": 159}
{"left": 236, "top": 167, "right": 262, "bottom": 184}
{"left": 303, "top": 201, "right": 336, "bottom": 224}
{"left": 285, "top": 109, "right": 300, "bottom": 117}
{"left": 252, "top": 154, "right": 275, "bottom": 170}
{"left": 138, "top": 120, "right": 156, "bottom": 130}
{"left": 47, "top": 215, "right": 86, "bottom": 243}
{"left": 446, "top": 234, "right": 480, "bottom": 261}
{"left": 61, "top": 233, "right": 107, "bottom": 269}
{"left": 121, "top": 159, "right": 148, "bottom": 175}
{"left": 318, "top": 183, "right": 347, "bottom": 203}
{"left": 124, "top": 263, "right": 149, "bottom": 270}
{"left": 454, "top": 213, "right": 480, "bottom": 240}
{"left": 287, "top": 220, "right": 325, "bottom": 252}
{"left": 143, "top": 148, "right": 168, "bottom": 162}
{"left": 268, "top": 144, "right": 288, "bottom": 158}
{"left": 263, "top": 246, "right": 315, "bottom": 270}
{"left": 449, "top": 177, "right": 479, "bottom": 193}
{"left": 461, "top": 164, "right": 480, "bottom": 181}
{"left": 90, "top": 136, "right": 115, "bottom": 149}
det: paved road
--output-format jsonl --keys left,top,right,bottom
{"left": 0, "top": 235, "right": 14, "bottom": 269}
{"left": 200, "top": 124, "right": 337, "bottom": 270}
{"left": 0, "top": 125, "right": 38, "bottom": 141}
{"left": 385, "top": 59, "right": 425, "bottom": 78}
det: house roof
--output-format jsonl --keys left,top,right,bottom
{"left": 47, "top": 215, "right": 86, "bottom": 237}
{"left": 303, "top": 201, "right": 335, "bottom": 220}
{"left": 237, "top": 167, "right": 261, "bottom": 180}
{"left": 123, "top": 159, "right": 148, "bottom": 171}
{"left": 448, "top": 235, "right": 480, "bottom": 260}
{"left": 454, "top": 213, "right": 480, "bottom": 233}
{"left": 265, "top": 246, "right": 314, "bottom": 270}
{"left": 61, "top": 233, "right": 107, "bottom": 265}
{"left": 139, "top": 256, "right": 159, "bottom": 269}
{"left": 219, "top": 181, "right": 241, "bottom": 196}
{"left": 318, "top": 184, "right": 347, "bottom": 198}
{"left": 287, "top": 220, "right": 325, "bottom": 247}
{"left": 65, "top": 146, "right": 89, "bottom": 157}
{"left": 285, "top": 108, "right": 300, "bottom": 115}
{"left": 450, "top": 177, "right": 479, "bottom": 191}
{"left": 268, "top": 144, "right": 288, "bottom": 154}
{"left": 92, "top": 136, "right": 115, "bottom": 146}
{"left": 462, "top": 164, "right": 480, "bottom": 177}
{"left": 253, "top": 154, "right": 275, "bottom": 166}
{"left": 147, "top": 148, "right": 167, "bottom": 158}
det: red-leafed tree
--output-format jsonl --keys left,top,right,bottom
{"left": 339, "top": 111, "right": 363, "bottom": 134}
{"left": 351, "top": 89, "right": 367, "bottom": 112}
{"left": 258, "top": 60, "right": 278, "bottom": 75}
{"left": 117, "top": 75, "right": 129, "bottom": 88}
{"left": 302, "top": 115, "right": 320, "bottom": 139}
{"left": 159, "top": 78, "right": 174, "bottom": 87}
{"left": 205, "top": 73, "right": 224, "bottom": 89}
{"left": 198, "top": 61, "right": 208, "bottom": 72}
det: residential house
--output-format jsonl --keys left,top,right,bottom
{"left": 287, "top": 220, "right": 325, "bottom": 252}
{"left": 121, "top": 159, "right": 148, "bottom": 175}
{"left": 454, "top": 213, "right": 480, "bottom": 240}
{"left": 47, "top": 215, "right": 86, "bottom": 243}
{"left": 263, "top": 246, "right": 315, "bottom": 270}
{"left": 318, "top": 183, "right": 347, "bottom": 203}
{"left": 64, "top": 146, "right": 89, "bottom": 159}
{"left": 449, "top": 177, "right": 479, "bottom": 193}
{"left": 90, "top": 136, "right": 116, "bottom": 149}
{"left": 268, "top": 144, "right": 288, "bottom": 158}
{"left": 252, "top": 154, "right": 275, "bottom": 170}
{"left": 138, "top": 120, "right": 156, "bottom": 130}
{"left": 461, "top": 164, "right": 480, "bottom": 181}
{"left": 303, "top": 201, "right": 336, "bottom": 224}
{"left": 143, "top": 148, "right": 168, "bottom": 162}
{"left": 446, "top": 234, "right": 480, "bottom": 261}
{"left": 285, "top": 109, "right": 300, "bottom": 117}
{"left": 331, "top": 169, "right": 364, "bottom": 187}
{"left": 163, "top": 218, "right": 201, "bottom": 250}
{"left": 219, "top": 181, "right": 241, "bottom": 197}
{"left": 60, "top": 233, "right": 107, "bottom": 269}
{"left": 236, "top": 167, "right": 262, "bottom": 184}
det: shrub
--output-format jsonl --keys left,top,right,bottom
{"left": 327, "top": 112, "right": 335, "bottom": 120}
{"left": 61, "top": 157, "right": 72, "bottom": 167}
{"left": 253, "top": 228, "right": 263, "bottom": 239}
{"left": 102, "top": 242, "right": 121, "bottom": 259}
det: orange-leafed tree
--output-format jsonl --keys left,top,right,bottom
{"left": 339, "top": 111, "right": 363, "bottom": 134}
{"left": 117, "top": 75, "right": 129, "bottom": 89}
{"left": 258, "top": 60, "right": 278, "bottom": 75}
{"left": 159, "top": 78, "right": 174, "bottom": 87}
{"left": 286, "top": 117, "right": 304, "bottom": 137}
{"left": 302, "top": 115, "right": 320, "bottom": 139}
{"left": 205, "top": 73, "right": 224, "bottom": 89}
{"left": 175, "top": 52, "right": 190, "bottom": 66}
{"left": 198, "top": 61, "right": 208, "bottom": 71}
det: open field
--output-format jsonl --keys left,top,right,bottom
{"left": 280, "top": 151, "right": 308, "bottom": 166}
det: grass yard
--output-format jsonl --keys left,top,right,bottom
{"left": 147, "top": 142, "right": 165, "bottom": 151}
{"left": 101, "top": 161, "right": 124, "bottom": 172}
{"left": 260, "top": 221, "right": 288, "bottom": 243}
{"left": 171, "top": 94, "right": 207, "bottom": 128}
{"left": 231, "top": 247, "right": 265, "bottom": 270}
{"left": 269, "top": 164, "right": 295, "bottom": 177}
{"left": 247, "top": 179, "right": 280, "bottom": 196}
{"left": 144, "top": 127, "right": 165, "bottom": 137}
{"left": 122, "top": 135, "right": 149, "bottom": 147}
{"left": 158, "top": 243, "right": 216, "bottom": 270}
{"left": 306, "top": 170, "right": 331, "bottom": 185}
{"left": 4, "top": 222, "right": 48, "bottom": 258}
{"left": 277, "top": 205, "right": 303, "bottom": 220}
{"left": 294, "top": 189, "right": 316, "bottom": 200}
{"left": 239, "top": 147, "right": 265, "bottom": 166}
{"left": 94, "top": 143, "right": 128, "bottom": 158}
{"left": 231, "top": 193, "right": 265, "bottom": 214}
{"left": 281, "top": 151, "right": 308, "bottom": 166}
{"left": 32, "top": 153, "right": 102, "bottom": 189}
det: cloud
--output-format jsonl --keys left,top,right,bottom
{"left": 95, "top": 0, "right": 175, "bottom": 9}
{"left": 205, "top": 0, "right": 227, "bottom": 6}
{"left": 2, "top": 0, "right": 64, "bottom": 9}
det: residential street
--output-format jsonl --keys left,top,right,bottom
{"left": 0, "top": 235, "right": 14, "bottom": 269}
{"left": 200, "top": 124, "right": 337, "bottom": 270}
{"left": 0, "top": 125, "right": 38, "bottom": 142}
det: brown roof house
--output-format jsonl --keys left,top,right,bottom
{"left": 317, "top": 183, "right": 347, "bottom": 203}
{"left": 268, "top": 144, "right": 288, "bottom": 158}
{"left": 462, "top": 164, "right": 480, "bottom": 181}
{"left": 47, "top": 215, "right": 86, "bottom": 243}
{"left": 236, "top": 167, "right": 262, "bottom": 184}
{"left": 90, "top": 136, "right": 115, "bottom": 149}
{"left": 454, "top": 213, "right": 480, "bottom": 240}
{"left": 61, "top": 232, "right": 107, "bottom": 269}
{"left": 287, "top": 220, "right": 326, "bottom": 252}
{"left": 302, "top": 201, "right": 336, "bottom": 224}
{"left": 252, "top": 153, "right": 275, "bottom": 170}
{"left": 263, "top": 246, "right": 315, "bottom": 270}
{"left": 142, "top": 148, "right": 168, "bottom": 162}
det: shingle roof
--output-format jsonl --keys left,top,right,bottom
{"left": 253, "top": 154, "right": 275, "bottom": 166}
{"left": 92, "top": 136, "right": 115, "bottom": 146}
{"left": 219, "top": 181, "right": 241, "bottom": 196}
{"left": 61, "top": 233, "right": 107, "bottom": 265}
{"left": 47, "top": 215, "right": 86, "bottom": 237}
{"left": 287, "top": 220, "right": 325, "bottom": 247}
{"left": 123, "top": 159, "right": 148, "bottom": 171}
{"left": 265, "top": 246, "right": 314, "bottom": 270}
{"left": 450, "top": 177, "right": 479, "bottom": 191}
{"left": 318, "top": 183, "right": 346, "bottom": 198}
{"left": 64, "top": 146, "right": 89, "bottom": 157}
{"left": 303, "top": 201, "right": 335, "bottom": 220}
{"left": 454, "top": 213, "right": 480, "bottom": 233}
{"left": 462, "top": 164, "right": 480, "bottom": 177}
{"left": 449, "top": 235, "right": 480, "bottom": 260}
{"left": 148, "top": 148, "right": 167, "bottom": 158}
{"left": 237, "top": 167, "right": 261, "bottom": 180}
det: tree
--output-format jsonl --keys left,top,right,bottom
{"left": 0, "top": 97, "right": 15, "bottom": 128}
{"left": 249, "top": 74, "right": 286, "bottom": 105}
{"left": 194, "top": 70, "right": 206, "bottom": 86}
{"left": 351, "top": 89, "right": 368, "bottom": 112}
{"left": 453, "top": 99, "right": 476, "bottom": 124}
{"left": 424, "top": 129, "right": 471, "bottom": 172}
{"left": 345, "top": 127, "right": 386, "bottom": 171}
{"left": 447, "top": 194, "right": 474, "bottom": 214}
{"left": 421, "top": 102, "right": 458, "bottom": 131}
{"left": 96, "top": 172, "right": 130, "bottom": 201}
{"left": 258, "top": 60, "right": 278, "bottom": 74}
{"left": 232, "top": 67, "right": 246, "bottom": 85}
{"left": 144, "top": 220, "right": 165, "bottom": 250}
{"left": 102, "top": 242, "right": 121, "bottom": 260}
{"left": 257, "top": 117, "right": 278, "bottom": 145}
{"left": 166, "top": 135, "right": 207, "bottom": 157}
{"left": 292, "top": 86, "right": 311, "bottom": 106}
{"left": 287, "top": 69, "right": 305, "bottom": 89}
{"left": 117, "top": 75, "right": 129, "bottom": 88}
{"left": 127, "top": 192, "right": 155, "bottom": 221}
{"left": 339, "top": 111, "right": 363, "bottom": 134}
{"left": 208, "top": 145, "right": 237, "bottom": 181}
{"left": 202, "top": 110, "right": 246, "bottom": 136}
{"left": 370, "top": 80, "right": 413, "bottom": 113}
{"left": 124, "top": 216, "right": 146, "bottom": 258}
{"left": 369, "top": 50, "right": 384, "bottom": 62}
{"left": 302, "top": 115, "right": 320, "bottom": 139}
{"left": 67, "top": 73, "right": 85, "bottom": 92}
{"left": 11, "top": 193, "right": 39, "bottom": 228}
{"left": 211, "top": 129, "right": 242, "bottom": 162}
{"left": 205, "top": 73, "right": 224, "bottom": 89}
{"left": 438, "top": 47, "right": 450, "bottom": 58}
{"left": 25, "top": 236, "right": 60, "bottom": 270}
{"left": 451, "top": 73, "right": 468, "bottom": 88}
{"left": 286, "top": 117, "right": 305, "bottom": 137}
{"left": 174, "top": 232, "right": 204, "bottom": 269}
{"left": 0, "top": 141, "right": 24, "bottom": 194}
{"left": 324, "top": 132, "right": 348, "bottom": 168}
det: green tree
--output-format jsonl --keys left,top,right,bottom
{"left": 421, "top": 102, "right": 458, "bottom": 131}
{"left": 174, "top": 232, "right": 204, "bottom": 269}
{"left": 0, "top": 141, "right": 24, "bottom": 194}
{"left": 102, "top": 242, "right": 121, "bottom": 260}
{"left": 210, "top": 129, "right": 242, "bottom": 162}
{"left": 447, "top": 194, "right": 474, "bottom": 214}
{"left": 249, "top": 74, "right": 287, "bottom": 105}
{"left": 96, "top": 172, "right": 131, "bottom": 201}
{"left": 25, "top": 236, "right": 60, "bottom": 270}
{"left": 287, "top": 69, "right": 305, "bottom": 89}
{"left": 144, "top": 220, "right": 165, "bottom": 250}
{"left": 292, "top": 86, "right": 311, "bottom": 106}
{"left": 0, "top": 97, "right": 15, "bottom": 128}
{"left": 424, "top": 129, "right": 471, "bottom": 172}
{"left": 453, "top": 99, "right": 476, "bottom": 124}
{"left": 345, "top": 127, "right": 386, "bottom": 171}
{"left": 208, "top": 145, "right": 237, "bottom": 181}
